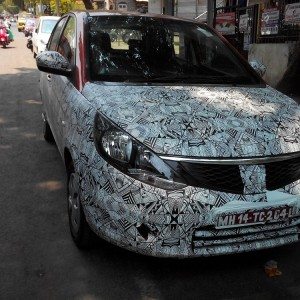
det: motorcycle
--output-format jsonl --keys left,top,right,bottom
{"left": 0, "top": 25, "right": 10, "bottom": 48}
{"left": 27, "top": 33, "right": 33, "bottom": 51}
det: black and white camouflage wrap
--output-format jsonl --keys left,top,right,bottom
{"left": 47, "top": 79, "right": 300, "bottom": 257}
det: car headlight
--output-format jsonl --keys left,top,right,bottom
{"left": 94, "top": 112, "right": 186, "bottom": 190}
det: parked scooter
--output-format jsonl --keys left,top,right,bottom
{"left": 27, "top": 33, "right": 33, "bottom": 51}
{"left": 0, "top": 25, "right": 10, "bottom": 48}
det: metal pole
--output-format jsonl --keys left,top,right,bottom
{"left": 207, "top": 0, "right": 216, "bottom": 27}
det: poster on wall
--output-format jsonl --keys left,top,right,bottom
{"left": 239, "top": 14, "right": 249, "bottom": 32}
{"left": 261, "top": 9, "right": 280, "bottom": 35}
{"left": 284, "top": 3, "right": 300, "bottom": 24}
{"left": 215, "top": 12, "right": 236, "bottom": 35}
{"left": 243, "top": 33, "right": 251, "bottom": 50}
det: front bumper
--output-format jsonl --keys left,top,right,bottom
{"left": 80, "top": 162, "right": 300, "bottom": 258}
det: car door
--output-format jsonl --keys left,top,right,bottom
{"left": 46, "top": 15, "right": 77, "bottom": 155}
{"left": 40, "top": 17, "right": 67, "bottom": 150}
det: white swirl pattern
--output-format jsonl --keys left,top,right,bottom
{"left": 59, "top": 82, "right": 300, "bottom": 257}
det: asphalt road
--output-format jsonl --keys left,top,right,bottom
{"left": 1, "top": 25, "right": 300, "bottom": 300}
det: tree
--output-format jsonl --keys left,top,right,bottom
{"left": 20, "top": 0, "right": 93, "bottom": 15}
{"left": 82, "top": 0, "right": 92, "bottom": 10}
{"left": 50, "top": 0, "right": 73, "bottom": 14}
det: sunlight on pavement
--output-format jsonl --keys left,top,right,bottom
{"left": 25, "top": 100, "right": 42, "bottom": 105}
{"left": 0, "top": 66, "right": 36, "bottom": 75}
{"left": 0, "top": 145, "right": 11, "bottom": 149}
{"left": 23, "top": 133, "right": 37, "bottom": 138}
{"left": 6, "top": 127, "right": 19, "bottom": 131}
{"left": 36, "top": 181, "right": 64, "bottom": 191}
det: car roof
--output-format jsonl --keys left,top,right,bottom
{"left": 70, "top": 10, "right": 204, "bottom": 25}
{"left": 38, "top": 16, "right": 60, "bottom": 20}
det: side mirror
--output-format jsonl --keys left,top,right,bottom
{"left": 36, "top": 51, "right": 72, "bottom": 77}
{"left": 249, "top": 60, "right": 266, "bottom": 77}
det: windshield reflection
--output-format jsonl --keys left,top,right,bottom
{"left": 88, "top": 16, "right": 260, "bottom": 85}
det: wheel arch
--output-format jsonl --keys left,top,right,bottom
{"left": 64, "top": 147, "right": 75, "bottom": 177}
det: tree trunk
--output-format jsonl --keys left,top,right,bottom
{"left": 82, "top": 0, "right": 94, "bottom": 10}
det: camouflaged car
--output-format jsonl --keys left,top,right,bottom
{"left": 36, "top": 11, "right": 300, "bottom": 257}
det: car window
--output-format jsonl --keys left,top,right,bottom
{"left": 48, "top": 18, "right": 67, "bottom": 51}
{"left": 35, "top": 20, "right": 40, "bottom": 33}
{"left": 88, "top": 16, "right": 262, "bottom": 85}
{"left": 41, "top": 19, "right": 58, "bottom": 34}
{"left": 57, "top": 17, "right": 76, "bottom": 65}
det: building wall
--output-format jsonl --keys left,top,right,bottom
{"left": 148, "top": 0, "right": 162, "bottom": 14}
{"left": 101, "top": 0, "right": 137, "bottom": 10}
{"left": 175, "top": 0, "right": 207, "bottom": 20}
{"left": 248, "top": 43, "right": 298, "bottom": 87}
{"left": 148, "top": 0, "right": 227, "bottom": 21}
{"left": 116, "top": 0, "right": 136, "bottom": 11}
{"left": 148, "top": 0, "right": 210, "bottom": 20}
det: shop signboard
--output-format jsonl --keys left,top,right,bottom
{"left": 239, "top": 13, "right": 249, "bottom": 32}
{"left": 243, "top": 33, "right": 251, "bottom": 50}
{"left": 215, "top": 12, "right": 236, "bottom": 35}
{"left": 261, "top": 8, "right": 280, "bottom": 35}
{"left": 284, "top": 3, "right": 300, "bottom": 24}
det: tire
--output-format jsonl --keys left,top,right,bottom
{"left": 67, "top": 172, "right": 96, "bottom": 249}
{"left": 43, "top": 117, "right": 55, "bottom": 143}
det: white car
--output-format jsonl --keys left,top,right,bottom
{"left": 32, "top": 16, "right": 59, "bottom": 58}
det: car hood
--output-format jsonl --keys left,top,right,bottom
{"left": 82, "top": 83, "right": 300, "bottom": 158}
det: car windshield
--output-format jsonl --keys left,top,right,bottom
{"left": 41, "top": 19, "right": 57, "bottom": 34}
{"left": 88, "top": 16, "right": 261, "bottom": 85}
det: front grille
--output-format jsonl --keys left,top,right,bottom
{"left": 192, "top": 219, "right": 300, "bottom": 256}
{"left": 167, "top": 156, "right": 300, "bottom": 194}
{"left": 266, "top": 156, "right": 300, "bottom": 190}
{"left": 179, "top": 162, "right": 244, "bottom": 194}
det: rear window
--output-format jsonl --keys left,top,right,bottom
{"left": 41, "top": 20, "right": 57, "bottom": 34}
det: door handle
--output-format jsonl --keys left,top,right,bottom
{"left": 47, "top": 74, "right": 52, "bottom": 81}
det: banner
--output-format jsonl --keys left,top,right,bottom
{"left": 284, "top": 3, "right": 300, "bottom": 24}
{"left": 215, "top": 12, "right": 236, "bottom": 35}
{"left": 239, "top": 14, "right": 249, "bottom": 32}
{"left": 261, "top": 9, "right": 279, "bottom": 35}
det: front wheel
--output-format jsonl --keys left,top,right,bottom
{"left": 68, "top": 172, "right": 96, "bottom": 249}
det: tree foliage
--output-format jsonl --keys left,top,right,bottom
{"left": 50, "top": 0, "right": 73, "bottom": 15}
{"left": 21, "top": 0, "right": 92, "bottom": 15}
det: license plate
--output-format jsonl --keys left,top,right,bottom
{"left": 216, "top": 206, "right": 297, "bottom": 229}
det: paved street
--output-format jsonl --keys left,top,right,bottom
{"left": 1, "top": 25, "right": 300, "bottom": 300}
